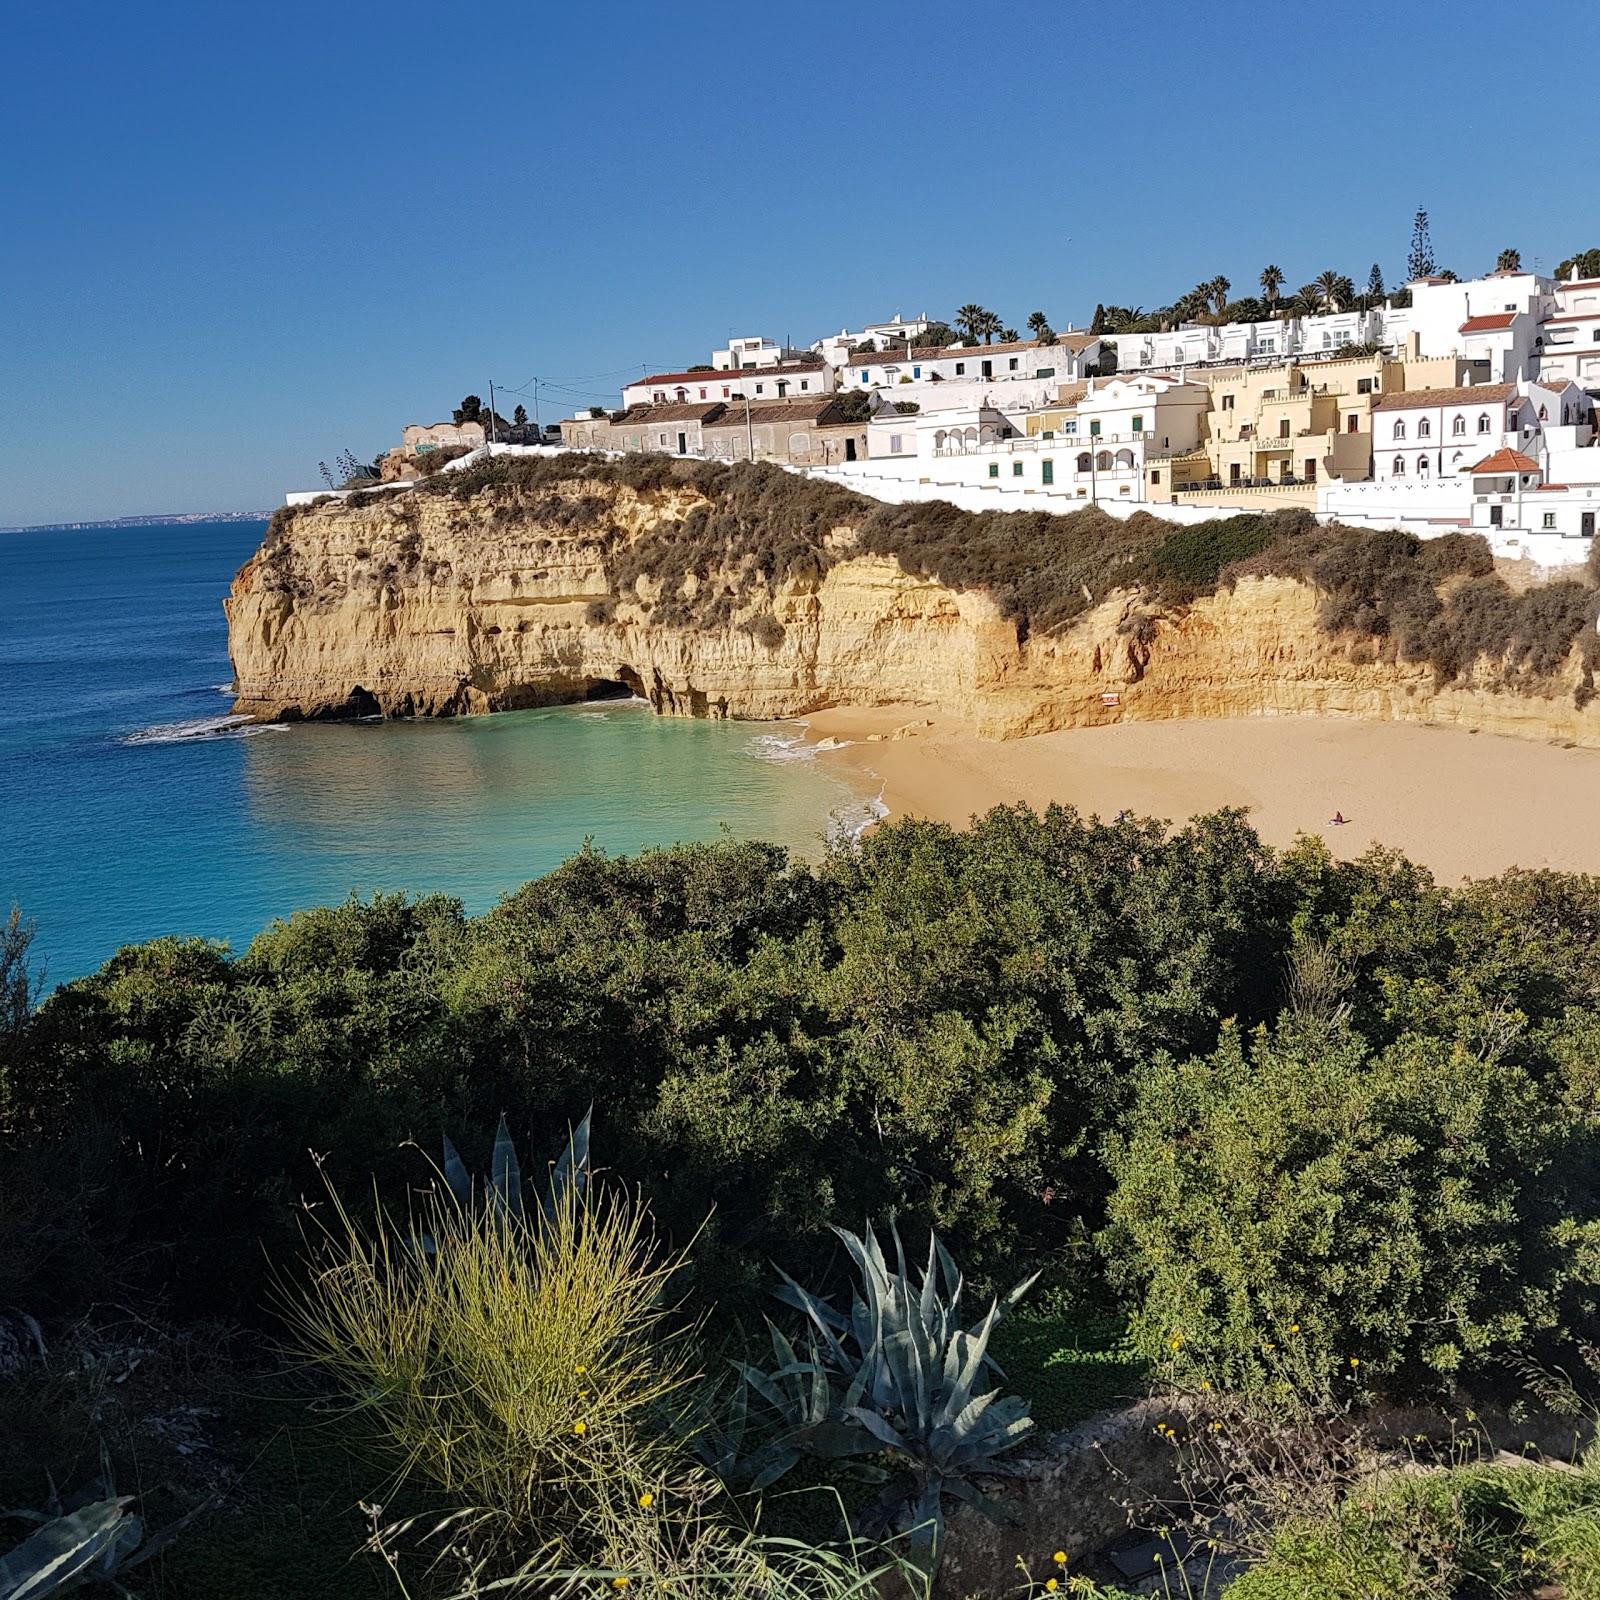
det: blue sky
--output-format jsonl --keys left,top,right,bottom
{"left": 4, "top": 0, "right": 1597, "bottom": 526}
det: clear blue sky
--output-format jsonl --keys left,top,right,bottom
{"left": 4, "top": 0, "right": 1597, "bottom": 526}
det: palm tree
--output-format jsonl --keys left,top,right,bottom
{"left": 979, "top": 310, "right": 1004, "bottom": 344}
{"left": 1026, "top": 310, "right": 1056, "bottom": 344}
{"left": 1293, "top": 284, "right": 1322, "bottom": 316}
{"left": 954, "top": 304, "right": 989, "bottom": 345}
{"left": 1000, "top": 326, "right": 1020, "bottom": 343}
{"left": 1208, "top": 275, "right": 1232, "bottom": 314}
{"left": 1496, "top": 247, "right": 1522, "bottom": 273}
{"left": 1260, "top": 264, "right": 1285, "bottom": 306}
{"left": 1312, "top": 270, "right": 1348, "bottom": 312}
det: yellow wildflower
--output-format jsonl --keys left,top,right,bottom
{"left": 612, "top": 1579, "right": 630, "bottom": 1591}
{"left": 639, "top": 1492, "right": 655, "bottom": 1509}
{"left": 575, "top": 1364, "right": 588, "bottom": 1375}
{"left": 573, "top": 1420, "right": 588, "bottom": 1436}
{"left": 1350, "top": 1357, "right": 1360, "bottom": 1368}
{"left": 1053, "top": 1550, "right": 1068, "bottom": 1566}
{"left": 1289, "top": 1323, "right": 1300, "bottom": 1333}
{"left": 1046, "top": 1580, "right": 1059, "bottom": 1593}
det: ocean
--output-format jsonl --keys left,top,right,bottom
{"left": 0, "top": 521, "right": 878, "bottom": 985}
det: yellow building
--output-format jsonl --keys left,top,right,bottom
{"left": 1162, "top": 354, "right": 1486, "bottom": 508}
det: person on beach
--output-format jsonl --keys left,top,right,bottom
{"left": 1330, "top": 811, "right": 1348, "bottom": 826}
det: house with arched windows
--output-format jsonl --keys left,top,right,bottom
{"left": 1371, "top": 383, "right": 1525, "bottom": 483}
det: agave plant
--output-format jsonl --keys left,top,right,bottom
{"left": 425, "top": 1108, "right": 591, "bottom": 1243}
{"left": 732, "top": 1219, "right": 1038, "bottom": 1577}
{"left": 0, "top": 1450, "right": 208, "bottom": 1599}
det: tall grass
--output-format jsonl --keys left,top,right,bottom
{"left": 287, "top": 1162, "right": 700, "bottom": 1566}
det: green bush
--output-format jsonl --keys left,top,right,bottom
{"left": 1102, "top": 1019, "right": 1600, "bottom": 1393}
{"left": 1225, "top": 1454, "right": 1600, "bottom": 1600}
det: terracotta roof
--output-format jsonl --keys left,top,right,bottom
{"left": 846, "top": 345, "right": 943, "bottom": 366}
{"left": 1466, "top": 448, "right": 1540, "bottom": 475}
{"left": 610, "top": 402, "right": 728, "bottom": 426}
{"left": 633, "top": 363, "right": 821, "bottom": 388}
{"left": 1459, "top": 313, "right": 1520, "bottom": 333}
{"left": 1536, "top": 484, "right": 1571, "bottom": 491}
{"left": 1372, "top": 382, "right": 1516, "bottom": 412}
{"left": 1053, "top": 380, "right": 1090, "bottom": 406}
{"left": 849, "top": 334, "right": 1096, "bottom": 367}
{"left": 703, "top": 396, "right": 844, "bottom": 429}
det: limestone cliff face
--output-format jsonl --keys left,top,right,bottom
{"left": 228, "top": 479, "right": 1600, "bottom": 746}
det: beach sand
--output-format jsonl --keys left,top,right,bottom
{"left": 806, "top": 705, "right": 1600, "bottom": 883}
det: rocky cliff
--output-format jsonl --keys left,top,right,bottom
{"left": 228, "top": 470, "right": 1600, "bottom": 746}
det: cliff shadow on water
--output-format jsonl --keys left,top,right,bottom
{"left": 228, "top": 454, "right": 1600, "bottom": 744}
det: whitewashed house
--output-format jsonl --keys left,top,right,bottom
{"left": 712, "top": 336, "right": 789, "bottom": 371}
{"left": 811, "top": 313, "right": 935, "bottom": 368}
{"left": 1536, "top": 270, "right": 1600, "bottom": 388}
{"left": 1370, "top": 382, "right": 1532, "bottom": 483}
{"left": 622, "top": 362, "right": 835, "bottom": 409}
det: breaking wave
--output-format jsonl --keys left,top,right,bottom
{"left": 123, "top": 715, "right": 287, "bottom": 745}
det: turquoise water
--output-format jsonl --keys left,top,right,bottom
{"left": 0, "top": 522, "right": 874, "bottom": 984}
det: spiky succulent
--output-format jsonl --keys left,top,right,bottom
{"left": 732, "top": 1218, "right": 1038, "bottom": 1576}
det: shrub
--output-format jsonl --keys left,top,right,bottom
{"left": 288, "top": 1151, "right": 698, "bottom": 1558}
{"left": 1102, "top": 1020, "right": 1600, "bottom": 1393}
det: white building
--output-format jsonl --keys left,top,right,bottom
{"left": 1536, "top": 270, "right": 1600, "bottom": 388}
{"left": 1378, "top": 269, "right": 1556, "bottom": 366}
{"left": 811, "top": 313, "right": 935, "bottom": 367}
{"left": 712, "top": 336, "right": 792, "bottom": 371}
{"left": 1106, "top": 311, "right": 1383, "bottom": 376}
{"left": 1370, "top": 382, "right": 1530, "bottom": 483}
{"left": 622, "top": 361, "right": 835, "bottom": 408}
{"left": 845, "top": 334, "right": 1100, "bottom": 392}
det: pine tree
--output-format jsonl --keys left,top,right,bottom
{"left": 1367, "top": 263, "right": 1385, "bottom": 300}
{"left": 1407, "top": 209, "right": 1435, "bottom": 282}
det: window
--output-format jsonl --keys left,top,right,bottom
{"left": 955, "top": 362, "right": 966, "bottom": 375}
{"left": 1064, "top": 420, "right": 1078, "bottom": 434}
{"left": 698, "top": 387, "right": 707, "bottom": 400}
{"left": 1418, "top": 418, "right": 1431, "bottom": 438}
{"left": 1418, "top": 456, "right": 1429, "bottom": 475}
{"left": 1008, "top": 357, "right": 1019, "bottom": 370}
{"left": 1037, "top": 367, "right": 1056, "bottom": 379}
{"left": 1453, "top": 416, "right": 1465, "bottom": 435}
{"left": 675, "top": 388, "right": 687, "bottom": 402}
{"left": 1260, "top": 338, "right": 1276, "bottom": 353}
{"left": 1393, "top": 455, "right": 1406, "bottom": 476}
{"left": 1132, "top": 415, "right": 1144, "bottom": 433}
{"left": 1151, "top": 470, "right": 1162, "bottom": 485}
{"left": 1478, "top": 413, "right": 1491, "bottom": 433}
{"left": 1279, "top": 419, "right": 1291, "bottom": 438}
{"left": 1077, "top": 452, "right": 1092, "bottom": 471}
{"left": 913, "top": 367, "right": 921, "bottom": 379}
{"left": 754, "top": 383, "right": 764, "bottom": 395}
{"left": 988, "top": 463, "right": 999, "bottom": 479}
{"left": 1347, "top": 414, "right": 1360, "bottom": 433}
{"left": 1544, "top": 512, "right": 1558, "bottom": 530}
{"left": 1357, "top": 378, "right": 1374, "bottom": 395}
{"left": 1222, "top": 394, "right": 1236, "bottom": 411}
{"left": 1041, "top": 458, "right": 1054, "bottom": 485}
{"left": 800, "top": 380, "right": 810, "bottom": 392}
{"left": 1012, "top": 462, "right": 1024, "bottom": 477}
{"left": 1089, "top": 419, "right": 1102, "bottom": 437}
{"left": 1393, "top": 420, "right": 1407, "bottom": 439}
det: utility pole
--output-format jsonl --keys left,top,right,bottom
{"left": 733, "top": 391, "right": 753, "bottom": 460}
{"left": 488, "top": 380, "right": 499, "bottom": 446}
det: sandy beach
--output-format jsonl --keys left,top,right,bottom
{"left": 806, "top": 705, "right": 1600, "bottom": 883}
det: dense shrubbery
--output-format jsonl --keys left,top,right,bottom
{"left": 6, "top": 810, "right": 1600, "bottom": 1398}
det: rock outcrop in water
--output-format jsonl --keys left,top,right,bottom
{"left": 227, "top": 465, "right": 1600, "bottom": 746}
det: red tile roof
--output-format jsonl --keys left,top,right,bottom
{"left": 1459, "top": 313, "right": 1520, "bottom": 333}
{"left": 1372, "top": 382, "right": 1515, "bottom": 412}
{"left": 1466, "top": 448, "right": 1540, "bottom": 475}
{"left": 632, "top": 363, "right": 822, "bottom": 388}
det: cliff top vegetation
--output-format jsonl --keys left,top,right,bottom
{"left": 266, "top": 455, "right": 1600, "bottom": 697}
